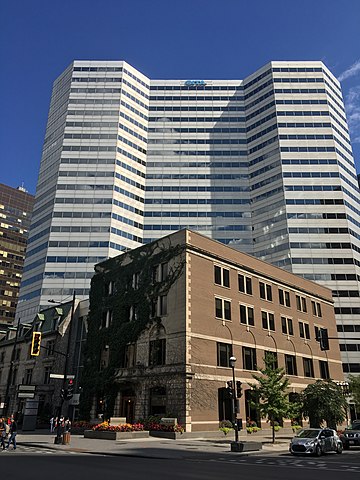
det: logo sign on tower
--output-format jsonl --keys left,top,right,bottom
{"left": 184, "top": 80, "right": 206, "bottom": 86}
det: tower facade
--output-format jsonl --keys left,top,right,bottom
{"left": 0, "top": 183, "right": 34, "bottom": 325}
{"left": 17, "top": 61, "right": 360, "bottom": 374}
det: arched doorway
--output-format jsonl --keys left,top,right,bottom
{"left": 120, "top": 388, "right": 136, "bottom": 423}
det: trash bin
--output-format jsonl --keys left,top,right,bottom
{"left": 62, "top": 432, "right": 71, "bottom": 445}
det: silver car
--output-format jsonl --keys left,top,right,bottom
{"left": 289, "top": 428, "right": 343, "bottom": 456}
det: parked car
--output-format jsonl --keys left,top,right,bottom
{"left": 289, "top": 428, "right": 343, "bottom": 456}
{"left": 340, "top": 420, "right": 360, "bottom": 450}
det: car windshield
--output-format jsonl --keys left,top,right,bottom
{"left": 296, "top": 429, "right": 321, "bottom": 438}
{"left": 350, "top": 423, "right": 360, "bottom": 430}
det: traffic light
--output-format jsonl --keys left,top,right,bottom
{"left": 30, "top": 332, "right": 42, "bottom": 356}
{"left": 319, "top": 328, "right": 329, "bottom": 351}
{"left": 236, "top": 380, "right": 243, "bottom": 398}
{"left": 67, "top": 379, "right": 74, "bottom": 400}
{"left": 226, "top": 380, "right": 233, "bottom": 398}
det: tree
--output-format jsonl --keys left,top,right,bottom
{"left": 250, "top": 354, "right": 290, "bottom": 443}
{"left": 301, "top": 380, "right": 347, "bottom": 429}
{"left": 348, "top": 375, "right": 360, "bottom": 415}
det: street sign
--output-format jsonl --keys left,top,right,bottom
{"left": 49, "top": 374, "right": 75, "bottom": 379}
{"left": 18, "top": 392, "right": 35, "bottom": 399}
{"left": 69, "top": 394, "right": 80, "bottom": 406}
{"left": 18, "top": 385, "right": 36, "bottom": 391}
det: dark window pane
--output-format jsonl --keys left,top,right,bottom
{"left": 259, "top": 282, "right": 265, "bottom": 299}
{"left": 269, "top": 313, "right": 275, "bottom": 331}
{"left": 248, "top": 307, "right": 254, "bottom": 326}
{"left": 214, "top": 266, "right": 222, "bottom": 285}
{"left": 215, "top": 298, "right": 223, "bottom": 318}
{"left": 223, "top": 269, "right": 230, "bottom": 288}
{"left": 224, "top": 300, "right": 231, "bottom": 320}
{"left": 246, "top": 277, "right": 252, "bottom": 295}
{"left": 238, "top": 274, "right": 245, "bottom": 292}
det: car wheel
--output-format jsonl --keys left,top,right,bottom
{"left": 315, "top": 445, "right": 322, "bottom": 457}
{"left": 336, "top": 443, "right": 343, "bottom": 454}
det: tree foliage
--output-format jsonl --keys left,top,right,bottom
{"left": 348, "top": 375, "right": 360, "bottom": 412}
{"left": 250, "top": 354, "right": 290, "bottom": 443}
{"left": 301, "top": 380, "right": 347, "bottom": 429}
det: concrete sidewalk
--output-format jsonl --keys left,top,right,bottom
{"left": 16, "top": 431, "right": 292, "bottom": 459}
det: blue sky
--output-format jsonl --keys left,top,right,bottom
{"left": 1, "top": 0, "right": 360, "bottom": 194}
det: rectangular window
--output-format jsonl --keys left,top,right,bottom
{"left": 152, "top": 266, "right": 158, "bottom": 284}
{"left": 44, "top": 366, "right": 52, "bottom": 385}
{"left": 279, "top": 289, "right": 291, "bottom": 307}
{"left": 101, "top": 309, "right": 112, "bottom": 328}
{"left": 215, "top": 297, "right": 231, "bottom": 321}
{"left": 240, "top": 304, "right": 255, "bottom": 326}
{"left": 130, "top": 305, "right": 138, "bottom": 322}
{"left": 261, "top": 311, "right": 275, "bottom": 331}
{"left": 285, "top": 354, "right": 297, "bottom": 375}
{"left": 314, "top": 325, "right": 320, "bottom": 342}
{"left": 312, "top": 301, "right": 322, "bottom": 317}
{"left": 281, "top": 316, "right": 293, "bottom": 335}
{"left": 214, "top": 265, "right": 230, "bottom": 287}
{"left": 160, "top": 263, "right": 168, "bottom": 282}
{"left": 46, "top": 340, "right": 55, "bottom": 356}
{"left": 265, "top": 351, "right": 278, "bottom": 369}
{"left": 132, "top": 272, "right": 140, "bottom": 289}
{"left": 124, "top": 344, "right": 136, "bottom": 368}
{"left": 149, "top": 338, "right": 166, "bottom": 366}
{"left": 296, "top": 295, "right": 307, "bottom": 312}
{"left": 217, "top": 342, "right": 233, "bottom": 367}
{"left": 159, "top": 295, "right": 167, "bottom": 316}
{"left": 242, "top": 346, "right": 257, "bottom": 370}
{"left": 25, "top": 369, "right": 33, "bottom": 385}
{"left": 303, "top": 357, "right": 314, "bottom": 377}
{"left": 259, "top": 281, "right": 272, "bottom": 301}
{"left": 104, "top": 280, "right": 114, "bottom": 296}
{"left": 238, "top": 274, "right": 252, "bottom": 295}
{"left": 319, "top": 360, "right": 330, "bottom": 379}
{"left": 299, "top": 321, "right": 310, "bottom": 339}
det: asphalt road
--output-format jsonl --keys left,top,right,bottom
{"left": 1, "top": 451, "right": 360, "bottom": 480}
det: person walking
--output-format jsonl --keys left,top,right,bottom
{"left": 50, "top": 416, "right": 54, "bottom": 433}
{"left": 0, "top": 418, "right": 9, "bottom": 451}
{"left": 6, "top": 418, "right": 17, "bottom": 450}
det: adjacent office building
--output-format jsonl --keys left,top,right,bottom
{"left": 16, "top": 60, "right": 360, "bottom": 374}
{"left": 0, "top": 184, "right": 34, "bottom": 325}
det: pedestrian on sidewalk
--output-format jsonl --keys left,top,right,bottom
{"left": 0, "top": 418, "right": 9, "bottom": 450}
{"left": 64, "top": 418, "right": 71, "bottom": 433}
{"left": 50, "top": 416, "right": 54, "bottom": 433}
{"left": 6, "top": 418, "right": 17, "bottom": 450}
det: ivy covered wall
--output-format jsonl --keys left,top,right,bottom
{"left": 79, "top": 235, "right": 186, "bottom": 420}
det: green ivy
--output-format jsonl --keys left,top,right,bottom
{"left": 79, "top": 241, "right": 185, "bottom": 420}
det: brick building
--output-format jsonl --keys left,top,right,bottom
{"left": 83, "top": 229, "right": 343, "bottom": 431}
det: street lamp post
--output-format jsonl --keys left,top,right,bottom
{"left": 52, "top": 291, "right": 76, "bottom": 443}
{"left": 229, "top": 356, "right": 239, "bottom": 443}
{"left": 336, "top": 381, "right": 350, "bottom": 426}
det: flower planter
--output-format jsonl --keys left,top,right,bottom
{"left": 84, "top": 430, "right": 149, "bottom": 440}
{"left": 149, "top": 431, "right": 184, "bottom": 440}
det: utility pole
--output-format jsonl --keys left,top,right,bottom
{"left": 54, "top": 291, "right": 76, "bottom": 444}
{"left": 3, "top": 317, "right": 21, "bottom": 418}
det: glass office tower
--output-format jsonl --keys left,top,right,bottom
{"left": 17, "top": 61, "right": 360, "bottom": 374}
